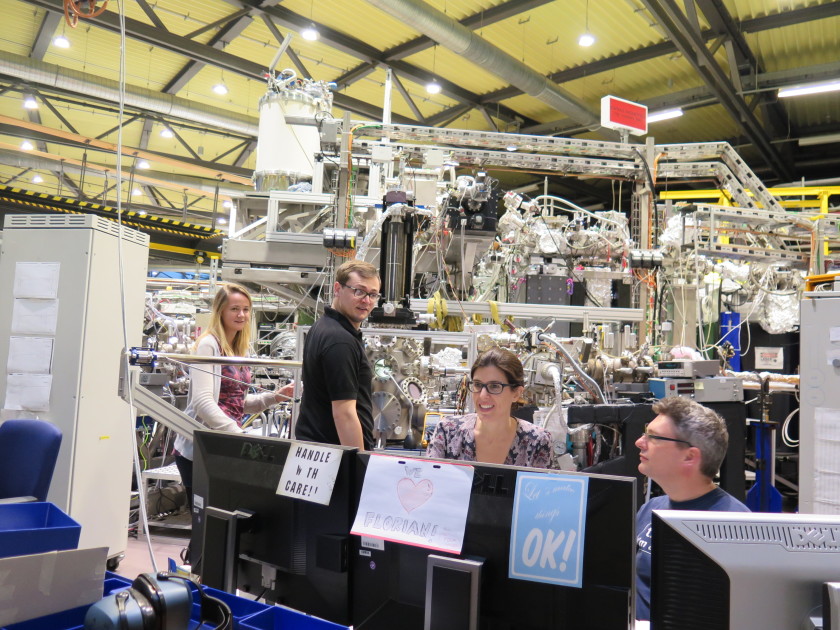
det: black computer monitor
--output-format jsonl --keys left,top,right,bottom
{"left": 192, "top": 430, "right": 356, "bottom": 625}
{"left": 651, "top": 510, "right": 840, "bottom": 629}
{"left": 351, "top": 455, "right": 637, "bottom": 630}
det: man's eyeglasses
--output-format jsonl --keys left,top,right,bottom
{"left": 468, "top": 380, "right": 519, "bottom": 395}
{"left": 341, "top": 283, "right": 382, "bottom": 301}
{"left": 642, "top": 423, "right": 693, "bottom": 447}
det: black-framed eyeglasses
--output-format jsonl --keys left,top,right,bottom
{"left": 341, "top": 283, "right": 382, "bottom": 301}
{"left": 643, "top": 423, "right": 693, "bottom": 447}
{"left": 468, "top": 380, "right": 519, "bottom": 395}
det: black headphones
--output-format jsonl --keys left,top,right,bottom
{"left": 84, "top": 572, "right": 232, "bottom": 630}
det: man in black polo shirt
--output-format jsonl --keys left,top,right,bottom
{"left": 295, "top": 260, "right": 380, "bottom": 450}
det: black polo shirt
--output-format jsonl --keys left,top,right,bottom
{"left": 295, "top": 306, "right": 374, "bottom": 450}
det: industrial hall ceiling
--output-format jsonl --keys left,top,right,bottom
{"left": 0, "top": 0, "right": 839, "bottom": 254}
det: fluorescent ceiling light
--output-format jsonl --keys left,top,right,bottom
{"left": 23, "top": 96, "right": 38, "bottom": 109}
{"left": 778, "top": 80, "right": 840, "bottom": 98}
{"left": 647, "top": 108, "right": 683, "bottom": 123}
{"left": 212, "top": 83, "right": 228, "bottom": 95}
{"left": 20, "top": 140, "right": 34, "bottom": 151}
{"left": 53, "top": 34, "right": 70, "bottom": 48}
{"left": 32, "top": 174, "right": 43, "bottom": 183}
{"left": 160, "top": 128, "right": 174, "bottom": 138}
{"left": 578, "top": 33, "right": 595, "bottom": 47}
{"left": 426, "top": 80, "right": 442, "bottom": 95}
{"left": 798, "top": 133, "right": 840, "bottom": 147}
{"left": 301, "top": 26, "right": 319, "bottom": 41}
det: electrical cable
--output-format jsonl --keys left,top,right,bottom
{"left": 112, "top": 0, "right": 158, "bottom": 574}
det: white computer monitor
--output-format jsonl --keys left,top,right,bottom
{"left": 651, "top": 510, "right": 840, "bottom": 630}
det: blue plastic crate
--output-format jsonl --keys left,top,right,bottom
{"left": 240, "top": 606, "right": 350, "bottom": 630}
{"left": 0, "top": 503, "right": 81, "bottom": 559}
{"left": 190, "top": 585, "right": 267, "bottom": 624}
{"left": 1, "top": 571, "right": 350, "bottom": 630}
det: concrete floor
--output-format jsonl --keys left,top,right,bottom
{"left": 113, "top": 525, "right": 191, "bottom": 580}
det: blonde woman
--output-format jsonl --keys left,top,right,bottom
{"left": 174, "top": 283, "right": 293, "bottom": 511}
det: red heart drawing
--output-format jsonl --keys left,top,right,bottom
{"left": 397, "top": 478, "right": 434, "bottom": 513}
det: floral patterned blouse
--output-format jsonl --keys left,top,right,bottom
{"left": 426, "top": 413, "right": 555, "bottom": 469}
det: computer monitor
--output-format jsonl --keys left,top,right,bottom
{"left": 651, "top": 510, "right": 840, "bottom": 629}
{"left": 351, "top": 455, "right": 637, "bottom": 630}
{"left": 192, "top": 430, "right": 357, "bottom": 625}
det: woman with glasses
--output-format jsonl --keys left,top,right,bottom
{"left": 426, "top": 347, "right": 554, "bottom": 468}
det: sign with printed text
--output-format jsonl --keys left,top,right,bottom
{"left": 601, "top": 95, "right": 648, "bottom": 135}
{"left": 755, "top": 346, "right": 784, "bottom": 370}
{"left": 509, "top": 472, "right": 588, "bottom": 587}
{"left": 351, "top": 454, "right": 473, "bottom": 554}
{"left": 276, "top": 442, "right": 344, "bottom": 506}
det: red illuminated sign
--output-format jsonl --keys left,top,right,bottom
{"left": 601, "top": 95, "right": 648, "bottom": 136}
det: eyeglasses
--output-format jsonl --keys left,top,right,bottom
{"left": 468, "top": 380, "right": 520, "bottom": 395}
{"left": 341, "top": 283, "right": 382, "bottom": 301}
{"left": 642, "top": 423, "right": 693, "bottom": 447}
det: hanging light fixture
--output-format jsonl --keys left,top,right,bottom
{"left": 301, "top": 0, "right": 319, "bottom": 40}
{"left": 23, "top": 95, "right": 38, "bottom": 110}
{"left": 578, "top": 0, "right": 595, "bottom": 47}
{"left": 137, "top": 160, "right": 150, "bottom": 169}
{"left": 426, "top": 45, "right": 441, "bottom": 94}
{"left": 32, "top": 174, "right": 44, "bottom": 183}
{"left": 160, "top": 127, "right": 174, "bottom": 138}
{"left": 212, "top": 82, "right": 228, "bottom": 95}
{"left": 20, "top": 140, "right": 34, "bottom": 151}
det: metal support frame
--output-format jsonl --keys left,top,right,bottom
{"left": 408, "top": 299, "right": 643, "bottom": 323}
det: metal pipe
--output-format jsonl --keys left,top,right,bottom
{"left": 0, "top": 50, "right": 259, "bottom": 137}
{"left": 154, "top": 352, "right": 302, "bottom": 369}
{"left": 538, "top": 333, "right": 606, "bottom": 404}
{"left": 362, "top": 0, "right": 599, "bottom": 128}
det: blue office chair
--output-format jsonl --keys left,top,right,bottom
{"left": 0, "top": 419, "right": 63, "bottom": 503}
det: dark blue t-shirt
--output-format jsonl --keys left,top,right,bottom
{"left": 635, "top": 487, "right": 750, "bottom": 620}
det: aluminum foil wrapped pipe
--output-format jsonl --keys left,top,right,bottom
{"left": 0, "top": 50, "right": 258, "bottom": 137}
{"left": 537, "top": 333, "right": 606, "bottom": 404}
{"left": 361, "top": 0, "right": 597, "bottom": 127}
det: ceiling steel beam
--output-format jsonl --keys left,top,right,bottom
{"left": 261, "top": 15, "right": 311, "bottom": 79}
{"left": 335, "top": 0, "right": 554, "bottom": 88}
{"left": 392, "top": 72, "right": 426, "bottom": 124}
{"left": 135, "top": 0, "right": 168, "bottom": 31}
{"left": 163, "top": 13, "right": 254, "bottom": 95}
{"left": 216, "top": 0, "right": 531, "bottom": 125}
{"left": 477, "top": 1, "right": 840, "bottom": 108}
{"left": 523, "top": 60, "right": 840, "bottom": 136}
{"left": 19, "top": 0, "right": 417, "bottom": 125}
{"left": 35, "top": 91, "right": 79, "bottom": 135}
{"left": 637, "top": 0, "right": 792, "bottom": 181}
{"left": 29, "top": 11, "right": 62, "bottom": 60}
{"left": 233, "top": 141, "right": 257, "bottom": 168}
{"left": 694, "top": 0, "right": 793, "bottom": 156}
{"left": 185, "top": 8, "right": 251, "bottom": 39}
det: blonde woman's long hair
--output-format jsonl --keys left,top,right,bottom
{"left": 195, "top": 283, "right": 253, "bottom": 357}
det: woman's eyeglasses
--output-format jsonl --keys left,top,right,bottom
{"left": 642, "top": 423, "right": 693, "bottom": 447}
{"left": 468, "top": 381, "right": 519, "bottom": 395}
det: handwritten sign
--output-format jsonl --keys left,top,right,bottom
{"left": 509, "top": 472, "right": 588, "bottom": 587}
{"left": 351, "top": 454, "right": 473, "bottom": 553}
{"left": 276, "top": 442, "right": 344, "bottom": 506}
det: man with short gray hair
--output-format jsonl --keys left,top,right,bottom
{"left": 634, "top": 397, "right": 749, "bottom": 620}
